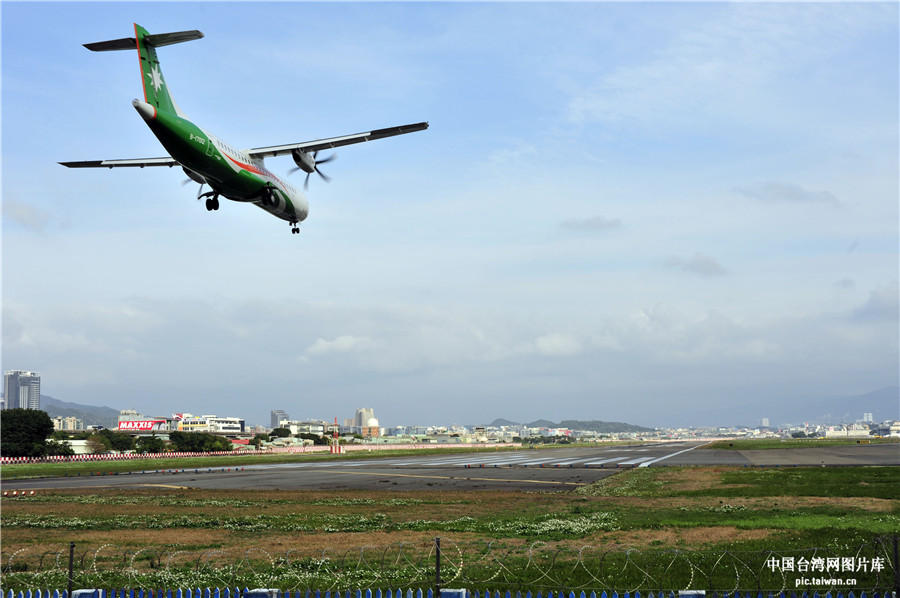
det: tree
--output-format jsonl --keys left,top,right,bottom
{"left": 298, "top": 432, "right": 328, "bottom": 445}
{"left": 168, "top": 431, "right": 233, "bottom": 452}
{"left": 86, "top": 434, "right": 111, "bottom": 454}
{"left": 98, "top": 429, "right": 135, "bottom": 452}
{"left": 135, "top": 435, "right": 166, "bottom": 454}
{"left": 0, "top": 408, "right": 55, "bottom": 458}
{"left": 270, "top": 427, "right": 292, "bottom": 438}
{"left": 46, "top": 438, "right": 75, "bottom": 456}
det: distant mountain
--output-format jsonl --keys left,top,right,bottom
{"left": 488, "top": 418, "right": 520, "bottom": 427}
{"left": 41, "top": 395, "right": 119, "bottom": 428}
{"left": 533, "top": 419, "right": 655, "bottom": 433}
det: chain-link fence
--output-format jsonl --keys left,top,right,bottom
{"left": 2, "top": 537, "right": 897, "bottom": 594}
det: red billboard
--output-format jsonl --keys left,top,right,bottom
{"left": 118, "top": 420, "right": 166, "bottom": 432}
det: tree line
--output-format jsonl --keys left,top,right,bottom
{"left": 0, "top": 409, "right": 232, "bottom": 458}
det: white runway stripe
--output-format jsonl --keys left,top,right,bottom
{"left": 638, "top": 442, "right": 710, "bottom": 467}
{"left": 583, "top": 457, "right": 626, "bottom": 465}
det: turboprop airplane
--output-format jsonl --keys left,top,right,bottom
{"left": 60, "top": 25, "right": 428, "bottom": 234}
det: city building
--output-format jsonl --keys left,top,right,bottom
{"left": 177, "top": 415, "right": 245, "bottom": 434}
{"left": 355, "top": 408, "right": 375, "bottom": 428}
{"left": 280, "top": 419, "right": 328, "bottom": 436}
{"left": 53, "top": 416, "right": 83, "bottom": 431}
{"left": 271, "top": 409, "right": 290, "bottom": 428}
{"left": 118, "top": 409, "right": 145, "bottom": 423}
{"left": 3, "top": 370, "right": 41, "bottom": 410}
{"left": 360, "top": 425, "right": 380, "bottom": 438}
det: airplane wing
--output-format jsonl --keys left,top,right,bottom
{"left": 59, "top": 157, "right": 178, "bottom": 168}
{"left": 247, "top": 122, "right": 429, "bottom": 159}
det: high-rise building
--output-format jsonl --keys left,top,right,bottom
{"left": 354, "top": 408, "right": 375, "bottom": 428}
{"left": 3, "top": 371, "right": 41, "bottom": 410}
{"left": 271, "top": 410, "right": 290, "bottom": 428}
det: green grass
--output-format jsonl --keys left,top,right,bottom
{"left": 575, "top": 464, "right": 900, "bottom": 499}
{"left": 705, "top": 438, "right": 898, "bottom": 450}
{"left": 3, "top": 465, "right": 898, "bottom": 592}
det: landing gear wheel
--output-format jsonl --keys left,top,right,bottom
{"left": 201, "top": 191, "right": 220, "bottom": 212}
{"left": 290, "top": 223, "right": 300, "bottom": 234}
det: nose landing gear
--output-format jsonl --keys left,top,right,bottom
{"left": 289, "top": 221, "right": 300, "bottom": 234}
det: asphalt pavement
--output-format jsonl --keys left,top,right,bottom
{"left": 2, "top": 441, "right": 896, "bottom": 493}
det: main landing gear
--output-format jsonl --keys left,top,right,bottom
{"left": 199, "top": 191, "right": 220, "bottom": 211}
{"left": 290, "top": 222, "right": 300, "bottom": 235}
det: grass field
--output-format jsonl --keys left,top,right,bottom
{"left": 704, "top": 438, "right": 898, "bottom": 450}
{"left": 1, "top": 463, "right": 897, "bottom": 592}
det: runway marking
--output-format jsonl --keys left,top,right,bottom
{"left": 639, "top": 442, "right": 710, "bottom": 467}
{"left": 323, "top": 469, "right": 590, "bottom": 486}
{"left": 584, "top": 458, "right": 625, "bottom": 465}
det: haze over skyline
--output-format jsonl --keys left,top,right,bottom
{"left": 3, "top": 2, "right": 898, "bottom": 428}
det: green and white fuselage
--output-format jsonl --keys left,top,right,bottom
{"left": 132, "top": 97, "right": 306, "bottom": 223}
{"left": 61, "top": 24, "right": 428, "bottom": 234}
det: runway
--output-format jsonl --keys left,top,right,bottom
{"left": 2, "top": 441, "right": 896, "bottom": 492}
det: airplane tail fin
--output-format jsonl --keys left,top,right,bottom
{"left": 84, "top": 24, "right": 203, "bottom": 117}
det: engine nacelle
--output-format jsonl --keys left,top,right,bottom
{"left": 291, "top": 149, "right": 317, "bottom": 174}
{"left": 182, "top": 166, "right": 207, "bottom": 185}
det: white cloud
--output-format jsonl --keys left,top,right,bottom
{"left": 3, "top": 198, "right": 51, "bottom": 232}
{"left": 734, "top": 181, "right": 839, "bottom": 204}
{"left": 534, "top": 333, "right": 582, "bottom": 356}
{"left": 853, "top": 283, "right": 899, "bottom": 321}
{"left": 664, "top": 253, "right": 729, "bottom": 277}
{"left": 306, "top": 335, "right": 377, "bottom": 355}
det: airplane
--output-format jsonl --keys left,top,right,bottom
{"left": 60, "top": 24, "right": 428, "bottom": 234}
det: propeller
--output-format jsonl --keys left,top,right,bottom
{"left": 182, "top": 179, "right": 208, "bottom": 199}
{"left": 182, "top": 168, "right": 208, "bottom": 198}
{"left": 290, "top": 151, "right": 336, "bottom": 190}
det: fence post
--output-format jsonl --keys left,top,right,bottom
{"left": 892, "top": 535, "right": 900, "bottom": 597}
{"left": 435, "top": 537, "right": 442, "bottom": 598}
{"left": 67, "top": 542, "right": 75, "bottom": 598}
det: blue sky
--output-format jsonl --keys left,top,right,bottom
{"left": 2, "top": 2, "right": 898, "bottom": 428}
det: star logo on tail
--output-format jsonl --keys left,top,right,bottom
{"left": 146, "top": 65, "right": 164, "bottom": 93}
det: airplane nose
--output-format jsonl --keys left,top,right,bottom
{"left": 132, "top": 99, "right": 156, "bottom": 121}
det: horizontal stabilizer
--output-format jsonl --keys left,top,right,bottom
{"left": 84, "top": 29, "right": 203, "bottom": 52}
{"left": 145, "top": 30, "right": 204, "bottom": 47}
{"left": 84, "top": 37, "right": 136, "bottom": 52}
